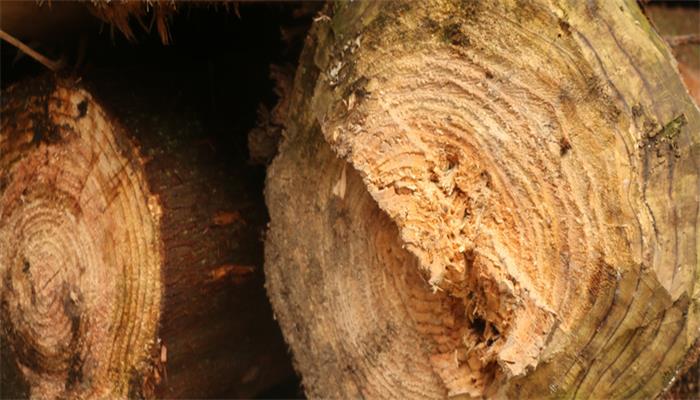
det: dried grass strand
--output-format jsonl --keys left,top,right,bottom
{"left": 0, "top": 29, "right": 64, "bottom": 71}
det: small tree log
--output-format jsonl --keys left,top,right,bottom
{"left": 0, "top": 77, "right": 291, "bottom": 398}
{"left": 265, "top": 0, "right": 700, "bottom": 398}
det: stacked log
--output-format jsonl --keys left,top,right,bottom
{"left": 264, "top": 0, "right": 700, "bottom": 398}
{"left": 0, "top": 77, "right": 292, "bottom": 398}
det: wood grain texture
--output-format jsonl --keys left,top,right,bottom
{"left": 0, "top": 77, "right": 292, "bottom": 399}
{"left": 0, "top": 78, "right": 162, "bottom": 398}
{"left": 264, "top": 0, "right": 700, "bottom": 398}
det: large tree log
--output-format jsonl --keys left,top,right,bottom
{"left": 0, "top": 77, "right": 292, "bottom": 398}
{"left": 264, "top": 0, "right": 700, "bottom": 398}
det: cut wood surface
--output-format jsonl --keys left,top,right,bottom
{"left": 0, "top": 76, "right": 292, "bottom": 399}
{"left": 264, "top": 0, "right": 700, "bottom": 398}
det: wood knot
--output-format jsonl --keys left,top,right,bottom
{"left": 77, "top": 99, "right": 88, "bottom": 119}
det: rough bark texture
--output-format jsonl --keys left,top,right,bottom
{"left": 644, "top": 3, "right": 700, "bottom": 106}
{"left": 644, "top": 6, "right": 700, "bottom": 399}
{"left": 0, "top": 76, "right": 292, "bottom": 399}
{"left": 265, "top": 0, "right": 700, "bottom": 398}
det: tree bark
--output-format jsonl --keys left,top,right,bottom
{"left": 0, "top": 76, "right": 292, "bottom": 399}
{"left": 264, "top": 0, "right": 700, "bottom": 398}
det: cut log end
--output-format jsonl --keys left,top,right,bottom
{"left": 2, "top": 75, "right": 295, "bottom": 398}
{"left": 265, "top": 0, "right": 700, "bottom": 398}
{"left": 0, "top": 79, "right": 162, "bottom": 398}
